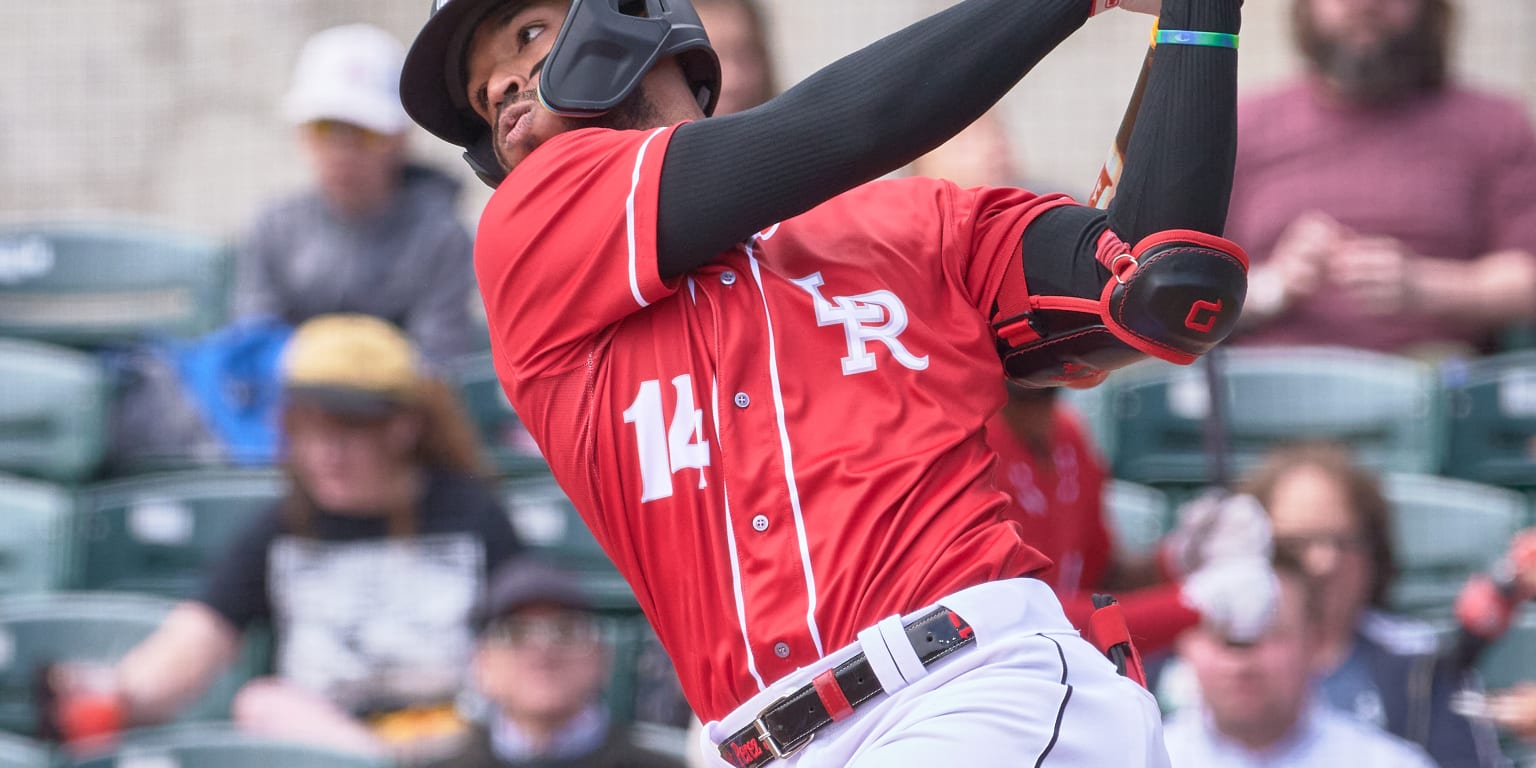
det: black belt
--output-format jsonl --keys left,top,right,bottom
{"left": 718, "top": 606, "right": 976, "bottom": 767}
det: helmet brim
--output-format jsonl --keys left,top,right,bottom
{"left": 400, "top": 0, "right": 514, "bottom": 147}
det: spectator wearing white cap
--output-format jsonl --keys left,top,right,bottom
{"left": 235, "top": 23, "right": 482, "bottom": 363}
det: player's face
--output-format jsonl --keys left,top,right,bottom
{"left": 1183, "top": 574, "right": 1317, "bottom": 748}
{"left": 464, "top": 0, "right": 577, "bottom": 175}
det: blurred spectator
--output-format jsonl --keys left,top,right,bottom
{"left": 1228, "top": 0, "right": 1536, "bottom": 356}
{"left": 908, "top": 109, "right": 1070, "bottom": 195}
{"left": 1483, "top": 683, "right": 1536, "bottom": 746}
{"left": 236, "top": 23, "right": 481, "bottom": 363}
{"left": 1163, "top": 551, "right": 1438, "bottom": 767}
{"left": 58, "top": 315, "right": 521, "bottom": 760}
{"left": 694, "top": 0, "right": 776, "bottom": 115}
{"left": 986, "top": 385, "right": 1278, "bottom": 654}
{"left": 428, "top": 558, "right": 682, "bottom": 768}
{"left": 1243, "top": 442, "right": 1509, "bottom": 767}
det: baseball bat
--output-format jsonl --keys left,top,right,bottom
{"left": 1087, "top": 25, "right": 1157, "bottom": 210}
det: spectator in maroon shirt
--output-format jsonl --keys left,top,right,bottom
{"left": 1228, "top": 0, "right": 1536, "bottom": 356}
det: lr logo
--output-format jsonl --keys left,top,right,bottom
{"left": 789, "top": 272, "right": 929, "bottom": 376}
{"left": 1184, "top": 299, "right": 1223, "bottom": 334}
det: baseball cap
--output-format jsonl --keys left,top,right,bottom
{"left": 281, "top": 314, "right": 422, "bottom": 417}
{"left": 283, "top": 23, "right": 411, "bottom": 135}
{"left": 474, "top": 558, "right": 595, "bottom": 631}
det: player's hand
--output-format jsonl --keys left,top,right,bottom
{"left": 1180, "top": 556, "right": 1279, "bottom": 644}
{"left": 1162, "top": 492, "right": 1272, "bottom": 577}
{"left": 1090, "top": 0, "right": 1161, "bottom": 17}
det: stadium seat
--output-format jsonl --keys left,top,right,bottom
{"left": 64, "top": 722, "right": 391, "bottom": 768}
{"left": 448, "top": 351, "right": 546, "bottom": 475}
{"left": 0, "top": 219, "right": 231, "bottom": 347}
{"left": 499, "top": 474, "right": 636, "bottom": 613}
{"left": 0, "top": 474, "right": 77, "bottom": 595}
{"left": 0, "top": 338, "right": 109, "bottom": 483}
{"left": 1103, "top": 480, "right": 1171, "bottom": 560}
{"left": 1477, "top": 608, "right": 1536, "bottom": 698}
{"left": 0, "top": 733, "right": 51, "bottom": 768}
{"left": 1444, "top": 349, "right": 1536, "bottom": 490}
{"left": 1383, "top": 474, "right": 1527, "bottom": 618}
{"left": 1106, "top": 346, "right": 1443, "bottom": 486}
{"left": 75, "top": 469, "right": 284, "bottom": 599}
{"left": 0, "top": 593, "right": 267, "bottom": 735}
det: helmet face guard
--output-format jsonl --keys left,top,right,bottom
{"left": 541, "top": 0, "right": 720, "bottom": 117}
{"left": 401, "top": 0, "right": 720, "bottom": 187}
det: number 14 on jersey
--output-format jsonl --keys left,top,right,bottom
{"left": 623, "top": 375, "right": 710, "bottom": 502}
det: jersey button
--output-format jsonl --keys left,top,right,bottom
{"left": 733, "top": 392, "right": 751, "bottom": 408}
{"left": 720, "top": 270, "right": 737, "bottom": 286}
{"left": 773, "top": 642, "right": 790, "bottom": 659}
{"left": 751, "top": 515, "right": 769, "bottom": 532}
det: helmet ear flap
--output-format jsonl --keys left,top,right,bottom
{"left": 463, "top": 133, "right": 506, "bottom": 189}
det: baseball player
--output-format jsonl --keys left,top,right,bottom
{"left": 400, "top": 0, "right": 1255, "bottom": 765}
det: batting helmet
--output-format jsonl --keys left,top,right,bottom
{"left": 400, "top": 0, "right": 720, "bottom": 182}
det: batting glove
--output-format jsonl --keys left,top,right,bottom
{"left": 1180, "top": 556, "right": 1279, "bottom": 644}
{"left": 1161, "top": 492, "right": 1272, "bottom": 578}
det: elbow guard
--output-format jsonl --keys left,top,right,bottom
{"left": 993, "top": 229, "right": 1248, "bottom": 389}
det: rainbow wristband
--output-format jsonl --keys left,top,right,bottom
{"left": 1155, "top": 29, "right": 1239, "bottom": 49}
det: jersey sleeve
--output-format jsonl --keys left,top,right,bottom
{"left": 941, "top": 183, "right": 1077, "bottom": 314}
{"left": 475, "top": 126, "right": 683, "bottom": 381}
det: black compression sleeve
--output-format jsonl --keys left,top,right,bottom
{"left": 1021, "top": 0, "right": 1241, "bottom": 299}
{"left": 1106, "top": 0, "right": 1241, "bottom": 240}
{"left": 655, "top": 0, "right": 1090, "bottom": 280}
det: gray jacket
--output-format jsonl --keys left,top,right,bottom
{"left": 235, "top": 163, "right": 482, "bottom": 363}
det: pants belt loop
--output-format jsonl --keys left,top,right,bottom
{"left": 878, "top": 614, "right": 928, "bottom": 684}
{"left": 856, "top": 620, "right": 908, "bottom": 695}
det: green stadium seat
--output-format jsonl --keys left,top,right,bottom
{"left": 1478, "top": 608, "right": 1536, "bottom": 692}
{"left": 1444, "top": 350, "right": 1536, "bottom": 490}
{"left": 0, "top": 339, "right": 109, "bottom": 483}
{"left": 0, "top": 475, "right": 77, "bottom": 595}
{"left": 1106, "top": 346, "right": 1443, "bottom": 486}
{"left": 1383, "top": 473, "right": 1526, "bottom": 618}
{"left": 1103, "top": 480, "right": 1170, "bottom": 560}
{"left": 64, "top": 723, "right": 391, "bottom": 768}
{"left": 0, "top": 733, "right": 51, "bottom": 768}
{"left": 448, "top": 352, "right": 547, "bottom": 475}
{"left": 75, "top": 469, "right": 284, "bottom": 599}
{"left": 499, "top": 474, "right": 636, "bottom": 613}
{"left": 0, "top": 219, "right": 231, "bottom": 347}
{"left": 0, "top": 593, "right": 267, "bottom": 735}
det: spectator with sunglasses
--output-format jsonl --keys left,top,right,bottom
{"left": 430, "top": 558, "right": 683, "bottom": 768}
{"left": 236, "top": 23, "right": 481, "bottom": 364}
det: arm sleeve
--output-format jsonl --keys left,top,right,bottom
{"left": 1018, "top": 0, "right": 1242, "bottom": 298}
{"left": 406, "top": 225, "right": 479, "bottom": 365}
{"left": 198, "top": 509, "right": 280, "bottom": 631}
{"left": 655, "top": 0, "right": 1091, "bottom": 279}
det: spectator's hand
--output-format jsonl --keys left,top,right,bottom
{"left": 1180, "top": 556, "right": 1279, "bottom": 644}
{"left": 1332, "top": 235, "right": 1418, "bottom": 316}
{"left": 1509, "top": 528, "right": 1536, "bottom": 600}
{"left": 33, "top": 662, "right": 124, "bottom": 745}
{"left": 1488, "top": 683, "right": 1536, "bottom": 743}
{"left": 1270, "top": 210, "right": 1339, "bottom": 296}
{"left": 1162, "top": 492, "right": 1273, "bottom": 577}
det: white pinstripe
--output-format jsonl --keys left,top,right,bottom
{"left": 625, "top": 127, "right": 669, "bottom": 308}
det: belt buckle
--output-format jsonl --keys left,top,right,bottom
{"left": 751, "top": 693, "right": 814, "bottom": 761}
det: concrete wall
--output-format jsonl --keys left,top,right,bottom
{"left": 3, "top": 1, "right": 1533, "bottom": 240}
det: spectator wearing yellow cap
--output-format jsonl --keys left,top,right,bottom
{"left": 53, "top": 315, "right": 522, "bottom": 760}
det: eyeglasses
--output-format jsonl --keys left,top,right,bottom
{"left": 305, "top": 120, "right": 394, "bottom": 150}
{"left": 483, "top": 613, "right": 602, "bottom": 649}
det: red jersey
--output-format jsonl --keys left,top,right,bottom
{"left": 986, "top": 403, "right": 1198, "bottom": 655}
{"left": 476, "top": 125, "right": 1062, "bottom": 721}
